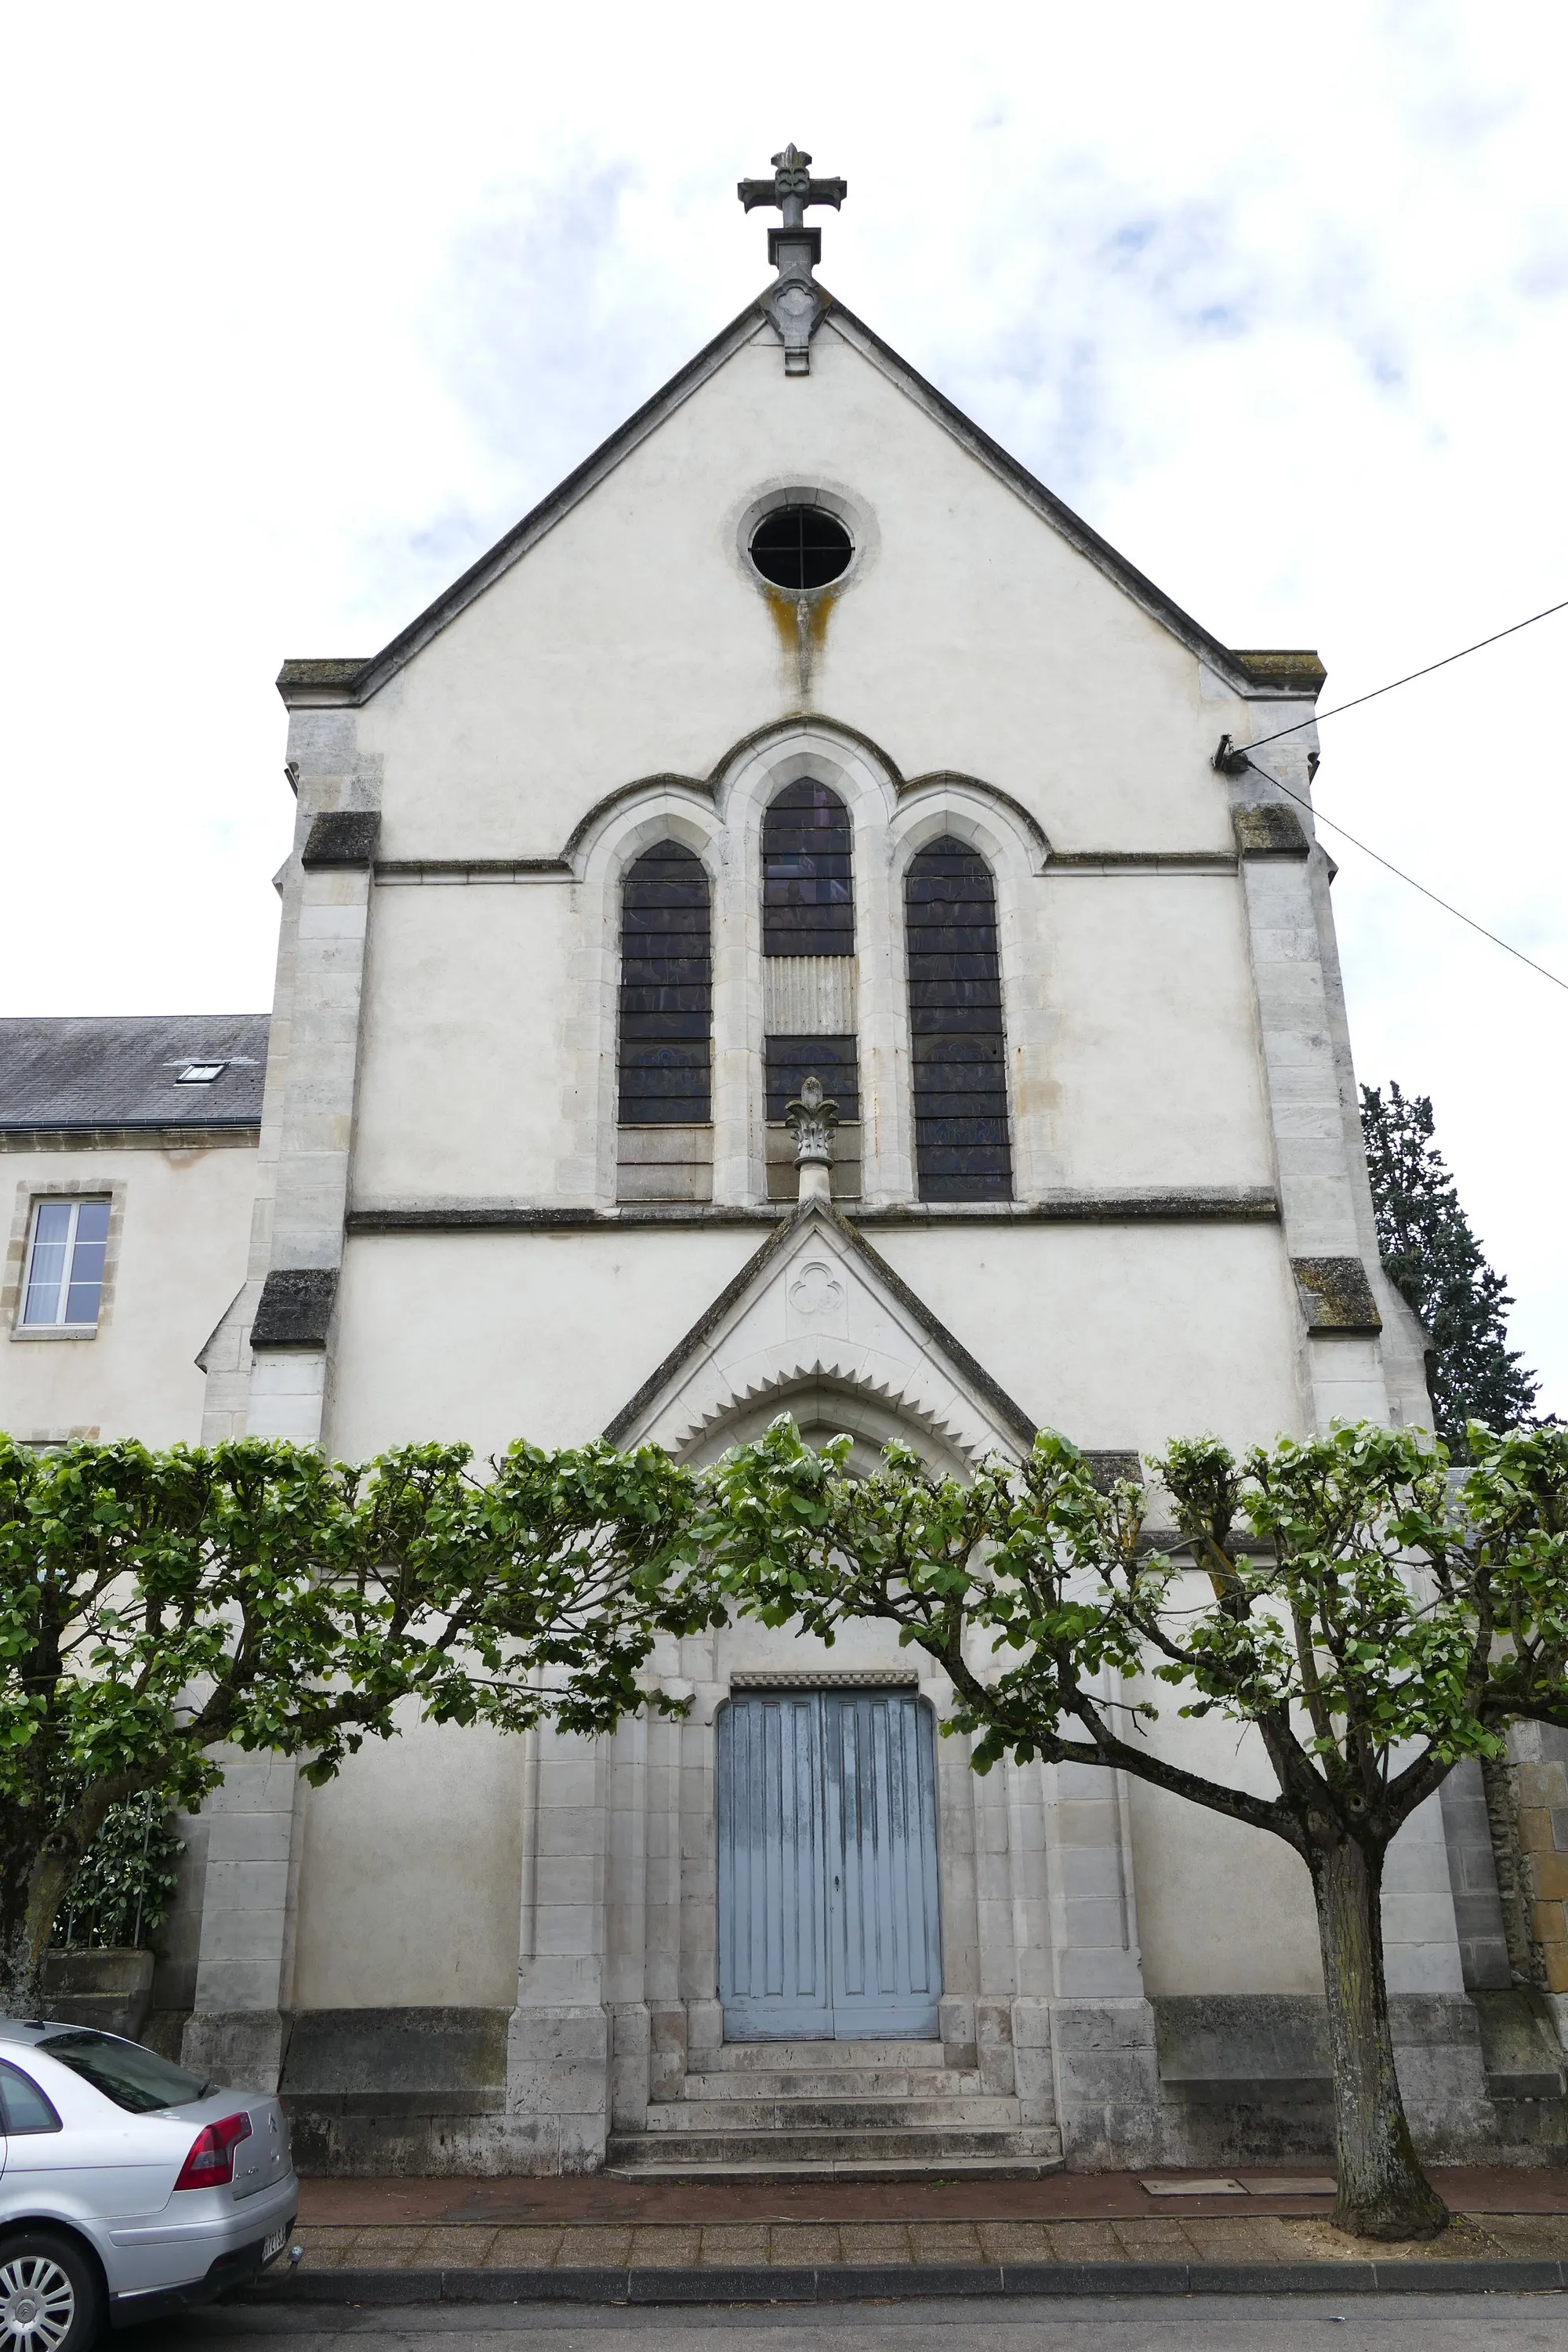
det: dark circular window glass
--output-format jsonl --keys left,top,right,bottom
{"left": 750, "top": 506, "right": 853, "bottom": 590}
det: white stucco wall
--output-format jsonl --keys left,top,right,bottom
{"left": 1038, "top": 876, "right": 1272, "bottom": 1191}
{"left": 876, "top": 1222, "right": 1307, "bottom": 1454}
{"left": 348, "top": 864, "right": 1273, "bottom": 1216}
{"left": 325, "top": 1221, "right": 1309, "bottom": 1465}
{"left": 325, "top": 315, "right": 1289, "bottom": 1247}
{"left": 1, "top": 1144, "right": 257, "bottom": 1446}
{"left": 354, "top": 882, "right": 579, "bottom": 1205}
{"left": 1127, "top": 1722, "right": 1326, "bottom": 1998}
{"left": 1124, "top": 1596, "right": 1468, "bottom": 1999}
{"left": 325, "top": 1226, "right": 759, "bottom": 1458}
{"left": 354, "top": 326, "right": 1243, "bottom": 863}
{"left": 289, "top": 1714, "right": 523, "bottom": 2009}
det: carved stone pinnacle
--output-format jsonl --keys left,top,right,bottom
{"left": 785, "top": 1074, "right": 840, "bottom": 1170}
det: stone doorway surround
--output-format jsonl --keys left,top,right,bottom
{"left": 506, "top": 1638, "right": 1158, "bottom": 2175}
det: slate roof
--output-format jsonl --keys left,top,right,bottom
{"left": 0, "top": 1015, "right": 269, "bottom": 1133}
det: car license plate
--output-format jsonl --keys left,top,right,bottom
{"left": 263, "top": 2224, "right": 290, "bottom": 2265}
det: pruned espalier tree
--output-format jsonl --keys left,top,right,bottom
{"left": 0, "top": 1434, "right": 720, "bottom": 2015}
{"left": 701, "top": 1418, "right": 1568, "bottom": 2240}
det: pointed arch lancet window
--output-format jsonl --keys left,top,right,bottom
{"left": 762, "top": 779, "right": 855, "bottom": 956}
{"left": 618, "top": 841, "right": 712, "bottom": 1124}
{"left": 761, "top": 779, "right": 858, "bottom": 1198}
{"left": 905, "top": 837, "right": 1012, "bottom": 1202}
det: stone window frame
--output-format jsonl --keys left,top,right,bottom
{"left": 4, "top": 1177, "right": 127, "bottom": 1342}
{"left": 720, "top": 731, "right": 905, "bottom": 1205}
{"left": 728, "top": 481, "right": 879, "bottom": 608}
{"left": 572, "top": 798, "right": 724, "bottom": 1210}
{"left": 615, "top": 837, "right": 715, "bottom": 1127}
{"left": 887, "top": 789, "right": 1048, "bottom": 1204}
{"left": 564, "top": 724, "right": 1047, "bottom": 1210}
{"left": 903, "top": 833, "right": 1014, "bottom": 1203}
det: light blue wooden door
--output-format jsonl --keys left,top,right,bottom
{"left": 823, "top": 1690, "right": 942, "bottom": 2037}
{"left": 717, "top": 1691, "right": 829, "bottom": 2040}
{"left": 718, "top": 1689, "right": 941, "bottom": 2041}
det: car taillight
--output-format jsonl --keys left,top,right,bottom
{"left": 173, "top": 2111, "right": 253, "bottom": 2190}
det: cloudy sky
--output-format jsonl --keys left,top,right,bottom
{"left": 5, "top": 2, "right": 1565, "bottom": 1409}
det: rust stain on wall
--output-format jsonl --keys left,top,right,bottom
{"left": 761, "top": 586, "right": 840, "bottom": 702}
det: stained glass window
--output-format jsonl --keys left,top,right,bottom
{"left": 618, "top": 843, "right": 712, "bottom": 1125}
{"left": 905, "top": 840, "right": 1012, "bottom": 1202}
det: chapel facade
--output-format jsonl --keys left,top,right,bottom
{"left": 8, "top": 151, "right": 1563, "bottom": 2174}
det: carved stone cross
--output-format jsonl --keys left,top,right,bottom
{"left": 738, "top": 143, "right": 848, "bottom": 234}
{"left": 738, "top": 143, "right": 847, "bottom": 376}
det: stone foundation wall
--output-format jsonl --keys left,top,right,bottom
{"left": 263, "top": 1987, "right": 1566, "bottom": 2176}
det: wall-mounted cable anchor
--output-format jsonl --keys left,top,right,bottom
{"left": 1210, "top": 734, "right": 1251, "bottom": 776}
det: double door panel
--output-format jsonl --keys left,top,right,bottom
{"left": 717, "top": 1687, "right": 942, "bottom": 2040}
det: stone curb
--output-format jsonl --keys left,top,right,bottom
{"left": 244, "top": 2258, "right": 1568, "bottom": 2305}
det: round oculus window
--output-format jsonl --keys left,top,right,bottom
{"left": 750, "top": 506, "right": 853, "bottom": 590}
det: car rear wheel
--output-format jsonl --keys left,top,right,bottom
{"left": 0, "top": 2232, "right": 103, "bottom": 2351}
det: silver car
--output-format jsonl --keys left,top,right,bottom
{"left": 0, "top": 2019, "right": 296, "bottom": 2346}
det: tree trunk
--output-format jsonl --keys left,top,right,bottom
{"left": 1309, "top": 1833, "right": 1447, "bottom": 2239}
{"left": 0, "top": 1828, "right": 64, "bottom": 2018}
{"left": 0, "top": 1788, "right": 118, "bottom": 2016}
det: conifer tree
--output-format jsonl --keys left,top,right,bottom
{"left": 1360, "top": 1081, "right": 1538, "bottom": 1449}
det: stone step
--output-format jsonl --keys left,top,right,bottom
{"left": 605, "top": 2151, "right": 1065, "bottom": 2181}
{"left": 673, "top": 2067, "right": 982, "bottom": 2101}
{"left": 706, "top": 2041, "right": 951, "bottom": 2071}
{"left": 641, "top": 2095, "right": 1022, "bottom": 2132}
{"left": 605, "top": 2126, "right": 1039, "bottom": 2164}
{"left": 608, "top": 2125, "right": 1064, "bottom": 2176}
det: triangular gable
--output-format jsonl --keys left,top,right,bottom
{"left": 603, "top": 1198, "right": 1036, "bottom": 1466}
{"left": 277, "top": 289, "right": 1323, "bottom": 715}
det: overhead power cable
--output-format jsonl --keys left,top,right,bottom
{"left": 1232, "top": 753, "right": 1568, "bottom": 995}
{"left": 1243, "top": 597, "right": 1568, "bottom": 755}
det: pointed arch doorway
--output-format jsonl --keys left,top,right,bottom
{"left": 717, "top": 1682, "right": 942, "bottom": 2042}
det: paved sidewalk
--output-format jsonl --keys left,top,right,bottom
{"left": 283, "top": 2209, "right": 1568, "bottom": 2274}
{"left": 294, "top": 2165, "right": 1568, "bottom": 2230}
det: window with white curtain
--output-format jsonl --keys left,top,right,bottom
{"left": 20, "top": 1199, "right": 111, "bottom": 1328}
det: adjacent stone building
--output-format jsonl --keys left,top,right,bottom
{"left": 5, "top": 151, "right": 1563, "bottom": 2172}
{"left": 0, "top": 1015, "right": 265, "bottom": 1448}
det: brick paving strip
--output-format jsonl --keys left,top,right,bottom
{"left": 293, "top": 2164, "right": 1568, "bottom": 2227}
{"left": 241, "top": 2172, "right": 1568, "bottom": 2303}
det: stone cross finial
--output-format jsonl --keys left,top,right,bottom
{"left": 738, "top": 143, "right": 848, "bottom": 234}
{"left": 738, "top": 143, "right": 847, "bottom": 376}
{"left": 785, "top": 1074, "right": 840, "bottom": 1202}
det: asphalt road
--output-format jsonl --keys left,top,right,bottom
{"left": 144, "top": 2292, "right": 1568, "bottom": 2352}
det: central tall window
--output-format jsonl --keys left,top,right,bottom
{"left": 762, "top": 781, "right": 859, "bottom": 1196}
